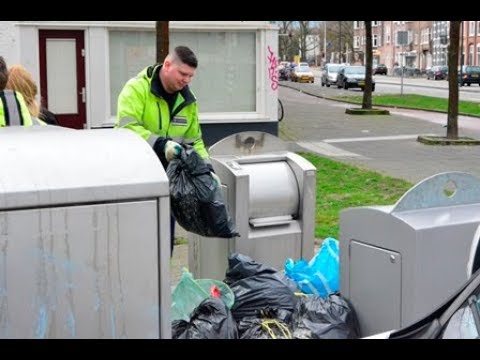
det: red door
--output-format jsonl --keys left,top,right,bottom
{"left": 39, "top": 30, "right": 86, "bottom": 129}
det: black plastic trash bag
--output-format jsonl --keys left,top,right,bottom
{"left": 172, "top": 298, "right": 238, "bottom": 339}
{"left": 224, "top": 253, "right": 299, "bottom": 293}
{"left": 238, "top": 309, "right": 292, "bottom": 339}
{"left": 167, "top": 146, "right": 239, "bottom": 238}
{"left": 225, "top": 254, "right": 297, "bottom": 322}
{"left": 224, "top": 253, "right": 278, "bottom": 284}
{"left": 291, "top": 293, "right": 360, "bottom": 339}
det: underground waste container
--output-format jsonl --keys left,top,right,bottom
{"left": 188, "top": 131, "right": 316, "bottom": 280}
{"left": 0, "top": 127, "right": 171, "bottom": 338}
{"left": 340, "top": 171, "right": 480, "bottom": 337}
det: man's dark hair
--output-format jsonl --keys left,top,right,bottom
{"left": 174, "top": 46, "right": 198, "bottom": 68}
{"left": 0, "top": 56, "right": 8, "bottom": 90}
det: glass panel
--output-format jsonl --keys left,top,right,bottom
{"left": 46, "top": 39, "right": 77, "bottom": 114}
{"left": 442, "top": 305, "right": 479, "bottom": 339}
{"left": 109, "top": 31, "right": 155, "bottom": 117}
{"left": 173, "top": 31, "right": 256, "bottom": 113}
{"left": 109, "top": 30, "right": 256, "bottom": 116}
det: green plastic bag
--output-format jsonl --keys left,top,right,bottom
{"left": 196, "top": 279, "right": 235, "bottom": 309}
{"left": 171, "top": 269, "right": 235, "bottom": 321}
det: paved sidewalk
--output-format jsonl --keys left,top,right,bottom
{"left": 279, "top": 82, "right": 480, "bottom": 183}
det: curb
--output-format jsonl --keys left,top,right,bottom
{"left": 345, "top": 108, "right": 390, "bottom": 115}
{"left": 417, "top": 135, "right": 480, "bottom": 145}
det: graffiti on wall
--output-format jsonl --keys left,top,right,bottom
{"left": 267, "top": 45, "right": 279, "bottom": 91}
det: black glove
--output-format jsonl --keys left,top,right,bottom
{"left": 153, "top": 137, "right": 170, "bottom": 169}
{"left": 206, "top": 163, "right": 215, "bottom": 173}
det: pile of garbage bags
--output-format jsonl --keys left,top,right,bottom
{"left": 171, "top": 252, "right": 359, "bottom": 339}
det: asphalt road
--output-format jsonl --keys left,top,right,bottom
{"left": 310, "top": 68, "right": 480, "bottom": 102}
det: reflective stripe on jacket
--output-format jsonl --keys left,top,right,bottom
{"left": 116, "top": 64, "right": 209, "bottom": 160}
{"left": 0, "top": 90, "right": 33, "bottom": 127}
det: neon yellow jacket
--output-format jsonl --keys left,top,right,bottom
{"left": 0, "top": 90, "right": 34, "bottom": 126}
{"left": 116, "top": 64, "right": 209, "bottom": 160}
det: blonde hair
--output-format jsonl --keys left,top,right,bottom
{"left": 6, "top": 64, "right": 40, "bottom": 117}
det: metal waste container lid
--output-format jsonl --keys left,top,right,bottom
{"left": 0, "top": 127, "right": 168, "bottom": 209}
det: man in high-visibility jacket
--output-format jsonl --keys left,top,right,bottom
{"left": 116, "top": 45, "right": 219, "bottom": 256}
{"left": 0, "top": 56, "right": 34, "bottom": 127}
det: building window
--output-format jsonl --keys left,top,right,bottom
{"left": 354, "top": 21, "right": 360, "bottom": 29}
{"left": 470, "top": 21, "right": 475, "bottom": 36}
{"left": 421, "top": 28, "right": 430, "bottom": 45}
{"left": 478, "top": 22, "right": 480, "bottom": 36}
{"left": 372, "top": 34, "right": 379, "bottom": 48}
{"left": 354, "top": 36, "right": 360, "bottom": 49}
{"left": 109, "top": 30, "right": 256, "bottom": 116}
{"left": 469, "top": 44, "right": 474, "bottom": 65}
{"left": 477, "top": 44, "right": 480, "bottom": 65}
{"left": 386, "top": 26, "right": 391, "bottom": 44}
{"left": 372, "top": 21, "right": 380, "bottom": 27}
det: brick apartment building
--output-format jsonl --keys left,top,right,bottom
{"left": 352, "top": 21, "right": 480, "bottom": 76}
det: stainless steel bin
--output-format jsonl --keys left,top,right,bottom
{"left": 189, "top": 131, "right": 316, "bottom": 280}
{"left": 340, "top": 171, "right": 480, "bottom": 337}
{"left": 0, "top": 127, "right": 171, "bottom": 338}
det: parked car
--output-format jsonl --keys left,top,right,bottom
{"left": 321, "top": 63, "right": 343, "bottom": 87}
{"left": 459, "top": 65, "right": 480, "bottom": 86}
{"left": 373, "top": 64, "right": 388, "bottom": 75}
{"left": 337, "top": 65, "right": 375, "bottom": 91}
{"left": 291, "top": 65, "right": 314, "bottom": 83}
{"left": 278, "top": 67, "right": 288, "bottom": 81}
{"left": 366, "top": 230, "right": 480, "bottom": 339}
{"left": 426, "top": 65, "right": 448, "bottom": 80}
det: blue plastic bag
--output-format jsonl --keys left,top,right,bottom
{"left": 284, "top": 237, "right": 339, "bottom": 297}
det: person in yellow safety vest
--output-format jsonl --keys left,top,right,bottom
{"left": 6, "top": 64, "right": 53, "bottom": 126}
{"left": 0, "top": 56, "right": 36, "bottom": 127}
{"left": 116, "top": 45, "right": 220, "bottom": 256}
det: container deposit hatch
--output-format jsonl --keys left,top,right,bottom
{"left": 189, "top": 131, "right": 316, "bottom": 280}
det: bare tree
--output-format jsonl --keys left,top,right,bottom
{"left": 278, "top": 21, "right": 294, "bottom": 61}
{"left": 327, "top": 21, "right": 354, "bottom": 63}
{"left": 297, "top": 21, "right": 318, "bottom": 62}
{"left": 446, "top": 21, "right": 460, "bottom": 139}
{"left": 362, "top": 21, "right": 373, "bottom": 109}
{"left": 156, "top": 21, "right": 169, "bottom": 64}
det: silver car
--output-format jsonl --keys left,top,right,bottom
{"left": 336, "top": 65, "right": 375, "bottom": 91}
{"left": 321, "top": 63, "right": 342, "bottom": 87}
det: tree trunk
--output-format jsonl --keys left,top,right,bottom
{"left": 362, "top": 21, "right": 373, "bottom": 110}
{"left": 156, "top": 21, "right": 169, "bottom": 64}
{"left": 447, "top": 21, "right": 460, "bottom": 139}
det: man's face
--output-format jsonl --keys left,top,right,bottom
{"left": 163, "top": 59, "right": 196, "bottom": 93}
